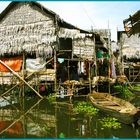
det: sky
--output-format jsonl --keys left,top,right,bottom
{"left": 0, "top": 1, "right": 140, "bottom": 41}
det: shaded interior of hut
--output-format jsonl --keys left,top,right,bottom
{"left": 50, "top": 36, "right": 117, "bottom": 95}
{"left": 0, "top": 36, "right": 117, "bottom": 97}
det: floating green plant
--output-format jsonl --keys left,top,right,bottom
{"left": 70, "top": 117, "right": 77, "bottom": 121}
{"left": 73, "top": 101, "right": 99, "bottom": 116}
{"left": 59, "top": 132, "right": 65, "bottom": 138}
{"left": 131, "top": 85, "right": 140, "bottom": 91}
{"left": 46, "top": 95, "right": 56, "bottom": 103}
{"left": 100, "top": 117, "right": 121, "bottom": 129}
{"left": 114, "top": 85, "right": 134, "bottom": 100}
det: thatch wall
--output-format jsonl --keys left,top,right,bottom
{"left": 73, "top": 36, "right": 95, "bottom": 60}
{"left": 118, "top": 31, "right": 140, "bottom": 59}
{"left": 59, "top": 27, "right": 95, "bottom": 60}
{"left": 0, "top": 2, "right": 96, "bottom": 61}
{"left": 0, "top": 69, "right": 55, "bottom": 85}
{"left": 0, "top": 2, "right": 56, "bottom": 57}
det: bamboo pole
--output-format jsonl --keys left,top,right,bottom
{"left": 94, "top": 35, "right": 98, "bottom": 92}
{"left": 54, "top": 15, "right": 60, "bottom": 93}
{"left": 0, "top": 57, "right": 57, "bottom": 98}
{"left": 0, "top": 72, "right": 35, "bottom": 98}
{"left": 1, "top": 94, "right": 53, "bottom": 137}
{"left": 21, "top": 97, "right": 26, "bottom": 137}
{"left": 22, "top": 51, "right": 25, "bottom": 97}
{"left": 55, "top": 102, "right": 58, "bottom": 138}
{"left": 108, "top": 22, "right": 111, "bottom": 94}
{"left": 68, "top": 60, "right": 70, "bottom": 81}
{"left": 0, "top": 60, "right": 43, "bottom": 99}
{"left": 89, "top": 61, "right": 91, "bottom": 93}
{"left": 1, "top": 96, "right": 20, "bottom": 112}
{"left": 1, "top": 84, "right": 18, "bottom": 97}
{"left": 54, "top": 49, "right": 57, "bottom": 92}
{"left": 1, "top": 95, "right": 50, "bottom": 137}
{"left": 131, "top": 70, "right": 140, "bottom": 84}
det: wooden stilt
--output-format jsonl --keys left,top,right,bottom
{"left": 1, "top": 84, "right": 18, "bottom": 97}
{"left": 89, "top": 61, "right": 91, "bottom": 93}
{"left": 131, "top": 71, "right": 140, "bottom": 84}
{"left": 108, "top": 25, "right": 111, "bottom": 94}
{"left": 55, "top": 102, "right": 58, "bottom": 138}
{"left": 0, "top": 55, "right": 59, "bottom": 98}
{"left": 19, "top": 86, "right": 22, "bottom": 98}
{"left": 0, "top": 72, "right": 36, "bottom": 98}
{"left": 94, "top": 35, "right": 98, "bottom": 92}
{"left": 21, "top": 97, "right": 26, "bottom": 138}
{"left": 22, "top": 51, "right": 25, "bottom": 97}
{"left": 54, "top": 15, "right": 59, "bottom": 94}
{"left": 68, "top": 60, "right": 70, "bottom": 81}
{"left": 0, "top": 60, "right": 43, "bottom": 99}
{"left": 54, "top": 49, "right": 57, "bottom": 93}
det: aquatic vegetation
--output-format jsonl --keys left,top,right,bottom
{"left": 73, "top": 101, "right": 99, "bottom": 116}
{"left": 46, "top": 95, "right": 56, "bottom": 103}
{"left": 131, "top": 85, "right": 140, "bottom": 91}
{"left": 59, "top": 132, "right": 65, "bottom": 138}
{"left": 121, "top": 89, "right": 134, "bottom": 100}
{"left": 100, "top": 117, "right": 121, "bottom": 129}
{"left": 70, "top": 117, "right": 78, "bottom": 121}
{"left": 114, "top": 85, "right": 134, "bottom": 100}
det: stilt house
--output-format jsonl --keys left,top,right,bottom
{"left": 0, "top": 2, "right": 97, "bottom": 96}
{"left": 123, "top": 10, "right": 140, "bottom": 82}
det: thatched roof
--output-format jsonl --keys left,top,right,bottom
{"left": 123, "top": 10, "right": 140, "bottom": 37}
{"left": 0, "top": 2, "right": 92, "bottom": 57}
{"left": 0, "top": 2, "right": 90, "bottom": 32}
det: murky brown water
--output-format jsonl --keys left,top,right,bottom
{"left": 0, "top": 93, "right": 140, "bottom": 138}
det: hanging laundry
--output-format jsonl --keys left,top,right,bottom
{"left": 58, "top": 58, "right": 64, "bottom": 64}
{"left": 96, "top": 49, "right": 103, "bottom": 64}
{"left": 78, "top": 61, "right": 84, "bottom": 74}
{"left": 0, "top": 56, "right": 23, "bottom": 72}
{"left": 111, "top": 59, "right": 116, "bottom": 78}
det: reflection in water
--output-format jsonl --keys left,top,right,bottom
{"left": 0, "top": 121, "right": 23, "bottom": 135}
{"left": 0, "top": 95, "right": 140, "bottom": 138}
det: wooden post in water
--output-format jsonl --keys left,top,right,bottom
{"left": 94, "top": 34, "right": 98, "bottom": 92}
{"left": 108, "top": 21, "right": 111, "bottom": 94}
{"left": 21, "top": 97, "right": 27, "bottom": 138}
{"left": 0, "top": 59, "right": 43, "bottom": 99}
{"left": 54, "top": 15, "right": 59, "bottom": 93}
{"left": 0, "top": 58, "right": 56, "bottom": 98}
{"left": 54, "top": 49, "right": 57, "bottom": 93}
{"left": 22, "top": 51, "right": 25, "bottom": 97}
{"left": 68, "top": 60, "right": 70, "bottom": 81}
{"left": 55, "top": 102, "right": 58, "bottom": 138}
{"left": 89, "top": 61, "right": 91, "bottom": 93}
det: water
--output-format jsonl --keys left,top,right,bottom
{"left": 0, "top": 94, "right": 140, "bottom": 138}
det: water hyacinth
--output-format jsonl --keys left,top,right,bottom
{"left": 47, "top": 95, "right": 56, "bottom": 103}
{"left": 73, "top": 101, "right": 99, "bottom": 116}
{"left": 114, "top": 85, "right": 134, "bottom": 100}
{"left": 131, "top": 85, "right": 140, "bottom": 91}
{"left": 100, "top": 117, "right": 121, "bottom": 129}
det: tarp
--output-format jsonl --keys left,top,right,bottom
{"left": 0, "top": 56, "right": 23, "bottom": 72}
{"left": 26, "top": 58, "right": 46, "bottom": 72}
